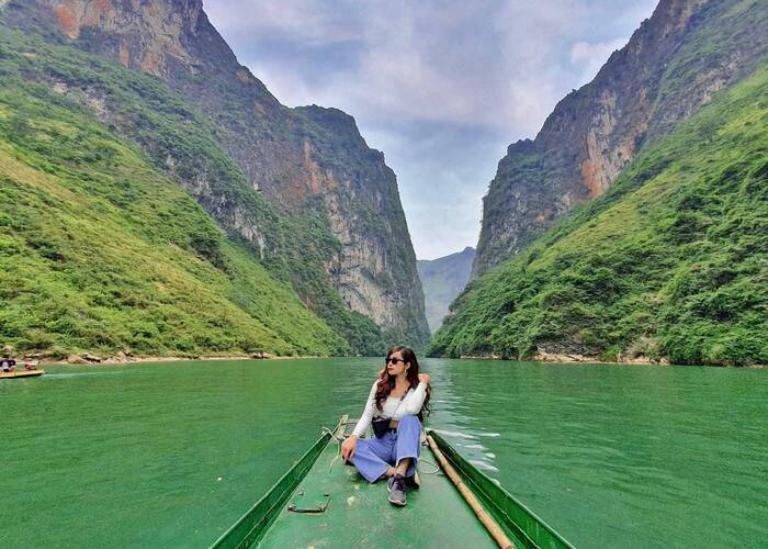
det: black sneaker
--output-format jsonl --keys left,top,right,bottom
{"left": 405, "top": 471, "right": 421, "bottom": 490}
{"left": 388, "top": 474, "right": 407, "bottom": 506}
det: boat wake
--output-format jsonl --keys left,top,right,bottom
{"left": 44, "top": 371, "right": 127, "bottom": 379}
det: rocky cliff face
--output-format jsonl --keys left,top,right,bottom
{"left": 3, "top": 0, "right": 429, "bottom": 348}
{"left": 18, "top": 0, "right": 205, "bottom": 76}
{"left": 474, "top": 0, "right": 768, "bottom": 277}
{"left": 295, "top": 105, "right": 425, "bottom": 336}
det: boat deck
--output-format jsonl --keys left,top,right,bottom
{"left": 258, "top": 430, "right": 524, "bottom": 548}
{"left": 212, "top": 417, "right": 572, "bottom": 549}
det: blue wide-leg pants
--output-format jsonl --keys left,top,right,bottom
{"left": 350, "top": 414, "right": 421, "bottom": 483}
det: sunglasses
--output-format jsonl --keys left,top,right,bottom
{"left": 386, "top": 357, "right": 405, "bottom": 365}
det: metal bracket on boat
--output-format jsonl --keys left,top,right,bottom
{"left": 287, "top": 491, "right": 331, "bottom": 514}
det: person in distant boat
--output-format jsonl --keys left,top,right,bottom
{"left": 341, "top": 345, "right": 431, "bottom": 507}
{"left": 1, "top": 357, "right": 16, "bottom": 372}
{"left": 24, "top": 360, "right": 36, "bottom": 371}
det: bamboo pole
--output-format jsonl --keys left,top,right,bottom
{"left": 426, "top": 434, "right": 515, "bottom": 549}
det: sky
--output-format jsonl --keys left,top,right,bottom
{"left": 204, "top": 0, "right": 658, "bottom": 260}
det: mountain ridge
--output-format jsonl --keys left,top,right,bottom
{"left": 0, "top": 30, "right": 349, "bottom": 358}
{"left": 432, "top": 0, "right": 768, "bottom": 365}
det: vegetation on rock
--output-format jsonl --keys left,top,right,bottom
{"left": 430, "top": 65, "right": 768, "bottom": 366}
{"left": 2, "top": 0, "right": 431, "bottom": 352}
{"left": 474, "top": 0, "right": 768, "bottom": 278}
{"left": 0, "top": 30, "right": 359, "bottom": 357}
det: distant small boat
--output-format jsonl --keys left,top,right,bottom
{"left": 0, "top": 369, "right": 45, "bottom": 380}
{"left": 211, "top": 415, "right": 573, "bottom": 548}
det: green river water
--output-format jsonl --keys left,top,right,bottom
{"left": 1, "top": 358, "right": 766, "bottom": 548}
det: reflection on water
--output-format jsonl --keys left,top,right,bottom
{"left": 1, "top": 358, "right": 767, "bottom": 547}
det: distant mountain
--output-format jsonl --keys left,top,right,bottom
{"left": 432, "top": 0, "right": 768, "bottom": 366}
{"left": 417, "top": 247, "right": 475, "bottom": 333}
{"left": 473, "top": 0, "right": 768, "bottom": 277}
{"left": 0, "top": 0, "right": 430, "bottom": 356}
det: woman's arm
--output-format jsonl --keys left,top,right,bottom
{"left": 351, "top": 381, "right": 378, "bottom": 438}
{"left": 401, "top": 381, "right": 429, "bottom": 415}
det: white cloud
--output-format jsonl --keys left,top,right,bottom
{"left": 203, "top": 0, "right": 365, "bottom": 46}
{"left": 243, "top": 61, "right": 317, "bottom": 107}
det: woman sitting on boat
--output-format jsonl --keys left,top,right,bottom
{"left": 341, "top": 345, "right": 430, "bottom": 507}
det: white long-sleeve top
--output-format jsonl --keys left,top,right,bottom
{"left": 351, "top": 380, "right": 428, "bottom": 438}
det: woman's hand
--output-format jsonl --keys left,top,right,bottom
{"left": 418, "top": 373, "right": 431, "bottom": 384}
{"left": 341, "top": 435, "right": 357, "bottom": 462}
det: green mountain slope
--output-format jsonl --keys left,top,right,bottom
{"left": 0, "top": 29, "right": 395, "bottom": 356}
{"left": 0, "top": 34, "right": 350, "bottom": 358}
{"left": 474, "top": 0, "right": 768, "bottom": 278}
{"left": 1, "top": 1, "right": 430, "bottom": 353}
{"left": 430, "top": 64, "right": 768, "bottom": 366}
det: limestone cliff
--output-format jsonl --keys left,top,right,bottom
{"left": 474, "top": 0, "right": 768, "bottom": 277}
{"left": 2, "top": 0, "right": 429, "bottom": 349}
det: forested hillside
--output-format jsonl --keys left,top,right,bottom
{"left": 431, "top": 65, "right": 768, "bottom": 366}
{"left": 474, "top": 0, "right": 768, "bottom": 277}
{"left": 0, "top": 30, "right": 358, "bottom": 358}
{"left": 1, "top": 0, "right": 430, "bottom": 354}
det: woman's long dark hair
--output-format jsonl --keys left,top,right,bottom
{"left": 375, "top": 345, "right": 431, "bottom": 419}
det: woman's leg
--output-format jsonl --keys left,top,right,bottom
{"left": 350, "top": 435, "right": 396, "bottom": 483}
{"left": 393, "top": 415, "right": 421, "bottom": 478}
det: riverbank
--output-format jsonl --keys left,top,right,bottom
{"left": 535, "top": 351, "right": 670, "bottom": 366}
{"left": 458, "top": 353, "right": 667, "bottom": 365}
{"left": 18, "top": 350, "right": 766, "bottom": 368}
{"left": 459, "top": 351, "right": 766, "bottom": 368}
{"left": 35, "top": 352, "right": 281, "bottom": 366}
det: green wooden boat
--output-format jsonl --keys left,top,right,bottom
{"left": 211, "top": 416, "right": 573, "bottom": 548}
